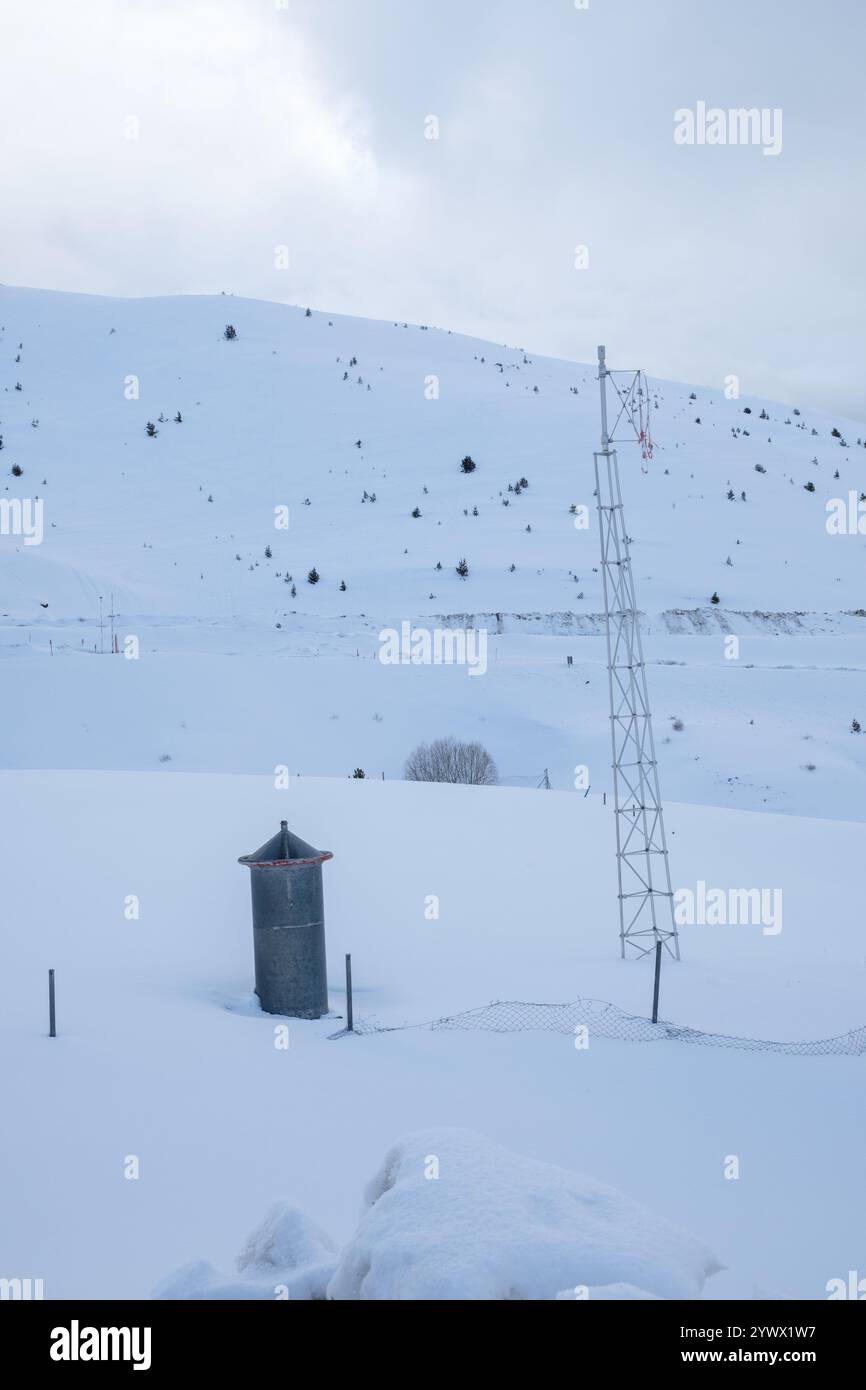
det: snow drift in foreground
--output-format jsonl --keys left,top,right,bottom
{"left": 155, "top": 1129, "right": 721, "bottom": 1301}
{"left": 153, "top": 1204, "right": 338, "bottom": 1302}
{"left": 329, "top": 1129, "right": 722, "bottom": 1301}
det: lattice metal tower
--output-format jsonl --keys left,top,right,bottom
{"left": 594, "top": 346, "right": 680, "bottom": 961}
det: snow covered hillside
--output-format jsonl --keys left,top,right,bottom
{"left": 2, "top": 286, "right": 866, "bottom": 818}
{"left": 2, "top": 285, "right": 865, "bottom": 619}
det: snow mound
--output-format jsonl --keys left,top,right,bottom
{"left": 153, "top": 1202, "right": 337, "bottom": 1301}
{"left": 236, "top": 1199, "right": 338, "bottom": 1275}
{"left": 327, "top": 1128, "right": 722, "bottom": 1301}
{"left": 154, "top": 1130, "right": 721, "bottom": 1301}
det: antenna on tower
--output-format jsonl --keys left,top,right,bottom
{"left": 594, "top": 346, "right": 680, "bottom": 961}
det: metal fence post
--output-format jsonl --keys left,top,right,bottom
{"left": 651, "top": 940, "right": 662, "bottom": 1024}
{"left": 346, "top": 953, "right": 353, "bottom": 1032}
{"left": 48, "top": 969, "right": 56, "bottom": 1038}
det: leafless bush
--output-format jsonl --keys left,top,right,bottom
{"left": 404, "top": 737, "right": 498, "bottom": 786}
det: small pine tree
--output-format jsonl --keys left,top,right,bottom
{"left": 145, "top": 422, "right": 158, "bottom": 437}
{"left": 307, "top": 567, "right": 320, "bottom": 585}
{"left": 305, "top": 308, "right": 312, "bottom": 318}
{"left": 456, "top": 557, "right": 469, "bottom": 579}
{"left": 352, "top": 768, "right": 366, "bottom": 779}
{"left": 11, "top": 463, "right": 23, "bottom": 476}
{"left": 711, "top": 591, "right": 720, "bottom": 605}
{"left": 852, "top": 719, "right": 861, "bottom": 734}
{"left": 804, "top": 480, "right": 816, "bottom": 492}
{"left": 290, "top": 584, "right": 297, "bottom": 598}
{"left": 223, "top": 324, "right": 237, "bottom": 340}
{"left": 411, "top": 506, "right": 422, "bottom": 518}
{"left": 340, "top": 579, "right": 347, "bottom": 592}
{"left": 460, "top": 455, "right": 476, "bottom": 474}
{"left": 264, "top": 545, "right": 272, "bottom": 559}
{"left": 174, "top": 411, "right": 182, "bottom": 423}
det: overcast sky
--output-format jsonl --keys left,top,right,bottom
{"left": 1, "top": 0, "right": 864, "bottom": 416}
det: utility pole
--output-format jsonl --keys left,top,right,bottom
{"left": 98, "top": 594, "right": 104, "bottom": 655}
{"left": 594, "top": 346, "right": 680, "bottom": 962}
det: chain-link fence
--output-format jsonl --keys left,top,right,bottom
{"left": 335, "top": 997, "right": 866, "bottom": 1057}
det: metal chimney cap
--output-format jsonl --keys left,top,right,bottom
{"left": 238, "top": 820, "right": 334, "bottom": 870}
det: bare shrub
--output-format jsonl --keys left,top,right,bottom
{"left": 404, "top": 737, "right": 498, "bottom": 786}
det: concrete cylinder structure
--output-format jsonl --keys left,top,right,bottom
{"left": 238, "top": 821, "right": 333, "bottom": 1019}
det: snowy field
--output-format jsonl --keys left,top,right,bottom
{"left": 3, "top": 623, "right": 866, "bottom": 821}
{"left": 1, "top": 288, "right": 864, "bottom": 1299}
{"left": 1, "top": 771, "right": 863, "bottom": 1299}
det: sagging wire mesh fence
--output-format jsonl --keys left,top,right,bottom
{"left": 335, "top": 997, "right": 866, "bottom": 1057}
